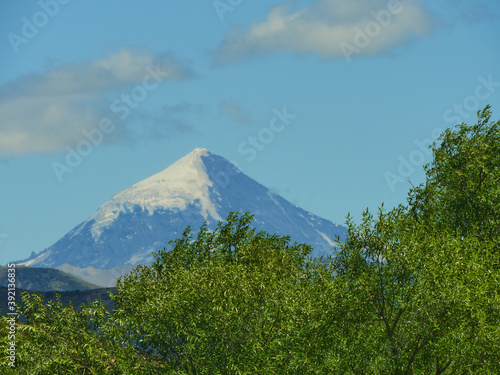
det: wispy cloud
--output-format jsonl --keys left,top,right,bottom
{"left": 219, "top": 100, "right": 254, "bottom": 125}
{"left": 0, "top": 47, "right": 192, "bottom": 157}
{"left": 214, "top": 0, "right": 432, "bottom": 63}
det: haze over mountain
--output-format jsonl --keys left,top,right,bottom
{"left": 19, "top": 148, "right": 346, "bottom": 286}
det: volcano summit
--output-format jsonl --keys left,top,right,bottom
{"left": 20, "top": 148, "right": 346, "bottom": 286}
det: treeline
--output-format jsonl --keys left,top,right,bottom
{"left": 1, "top": 107, "right": 499, "bottom": 374}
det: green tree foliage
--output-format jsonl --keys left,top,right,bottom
{"left": 332, "top": 207, "right": 500, "bottom": 374}
{"left": 409, "top": 105, "right": 500, "bottom": 240}
{"left": 0, "top": 292, "right": 159, "bottom": 374}
{"left": 1, "top": 107, "right": 499, "bottom": 374}
{"left": 332, "top": 106, "right": 500, "bottom": 373}
{"left": 111, "top": 212, "right": 336, "bottom": 373}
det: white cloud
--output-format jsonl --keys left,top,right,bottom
{"left": 214, "top": 0, "right": 433, "bottom": 63}
{"left": 0, "top": 47, "right": 192, "bottom": 157}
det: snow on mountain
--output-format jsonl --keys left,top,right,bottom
{"left": 19, "top": 148, "right": 346, "bottom": 286}
{"left": 90, "top": 148, "right": 222, "bottom": 239}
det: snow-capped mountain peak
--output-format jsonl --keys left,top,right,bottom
{"left": 90, "top": 148, "right": 221, "bottom": 239}
{"left": 19, "top": 148, "right": 346, "bottom": 287}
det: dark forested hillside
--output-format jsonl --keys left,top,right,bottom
{"left": 0, "top": 266, "right": 101, "bottom": 292}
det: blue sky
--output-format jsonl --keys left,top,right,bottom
{"left": 1, "top": 0, "right": 499, "bottom": 265}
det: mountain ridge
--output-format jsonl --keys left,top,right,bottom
{"left": 0, "top": 265, "right": 101, "bottom": 292}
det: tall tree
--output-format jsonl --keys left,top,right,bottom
{"left": 111, "top": 212, "right": 336, "bottom": 374}
{"left": 409, "top": 105, "right": 500, "bottom": 241}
